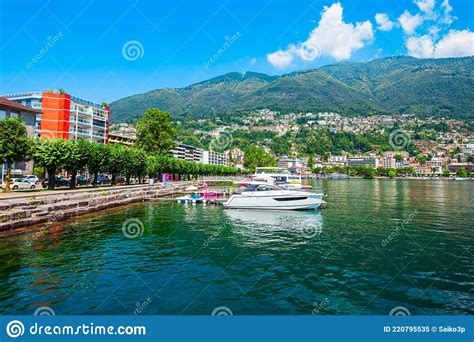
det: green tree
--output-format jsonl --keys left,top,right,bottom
{"left": 107, "top": 143, "right": 127, "bottom": 185}
{"left": 32, "top": 138, "right": 69, "bottom": 189}
{"left": 307, "top": 154, "right": 315, "bottom": 170}
{"left": 388, "top": 170, "right": 396, "bottom": 179}
{"left": 442, "top": 170, "right": 451, "bottom": 177}
{"left": 87, "top": 143, "right": 109, "bottom": 186}
{"left": 135, "top": 108, "right": 176, "bottom": 155}
{"left": 456, "top": 168, "right": 468, "bottom": 178}
{"left": 123, "top": 148, "right": 147, "bottom": 184}
{"left": 416, "top": 154, "right": 427, "bottom": 164}
{"left": 146, "top": 155, "right": 158, "bottom": 178}
{"left": 64, "top": 139, "right": 91, "bottom": 189}
{"left": 394, "top": 154, "right": 403, "bottom": 162}
{"left": 358, "top": 166, "right": 376, "bottom": 179}
{"left": 133, "top": 148, "right": 148, "bottom": 183}
{"left": 0, "top": 118, "right": 31, "bottom": 192}
{"left": 243, "top": 146, "right": 276, "bottom": 170}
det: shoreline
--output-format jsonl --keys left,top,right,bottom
{"left": 0, "top": 183, "right": 190, "bottom": 234}
{"left": 309, "top": 176, "right": 473, "bottom": 180}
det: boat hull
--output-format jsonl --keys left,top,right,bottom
{"left": 223, "top": 193, "right": 323, "bottom": 210}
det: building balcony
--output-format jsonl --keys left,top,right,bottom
{"left": 92, "top": 122, "right": 106, "bottom": 129}
{"left": 93, "top": 114, "right": 107, "bottom": 121}
{"left": 69, "top": 127, "right": 91, "bottom": 136}
{"left": 92, "top": 132, "right": 105, "bottom": 138}
{"left": 70, "top": 117, "right": 92, "bottom": 126}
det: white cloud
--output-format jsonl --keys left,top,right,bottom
{"left": 428, "top": 25, "right": 440, "bottom": 39}
{"left": 434, "top": 29, "right": 474, "bottom": 58}
{"left": 267, "top": 2, "right": 373, "bottom": 68}
{"left": 401, "top": 0, "right": 473, "bottom": 59}
{"left": 406, "top": 29, "right": 474, "bottom": 58}
{"left": 375, "top": 13, "right": 395, "bottom": 32}
{"left": 398, "top": 10, "right": 424, "bottom": 35}
{"left": 414, "top": 0, "right": 436, "bottom": 16}
{"left": 267, "top": 48, "right": 294, "bottom": 69}
{"left": 440, "top": 0, "right": 455, "bottom": 24}
{"left": 406, "top": 35, "right": 434, "bottom": 58}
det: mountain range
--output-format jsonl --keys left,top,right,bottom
{"left": 109, "top": 56, "right": 474, "bottom": 122}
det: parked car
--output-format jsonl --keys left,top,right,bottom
{"left": 24, "top": 175, "right": 40, "bottom": 184}
{"left": 1, "top": 178, "right": 36, "bottom": 190}
{"left": 90, "top": 175, "right": 110, "bottom": 185}
{"left": 42, "top": 176, "right": 70, "bottom": 188}
{"left": 116, "top": 176, "right": 126, "bottom": 185}
{"left": 74, "top": 175, "right": 90, "bottom": 186}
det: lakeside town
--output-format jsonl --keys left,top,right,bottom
{"left": 1, "top": 90, "right": 473, "bottom": 190}
{"left": 1, "top": 0, "right": 474, "bottom": 331}
{"left": 112, "top": 109, "right": 474, "bottom": 178}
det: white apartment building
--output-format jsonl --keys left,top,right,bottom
{"left": 203, "top": 150, "right": 228, "bottom": 166}
{"left": 171, "top": 142, "right": 204, "bottom": 163}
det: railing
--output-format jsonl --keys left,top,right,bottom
{"left": 93, "top": 114, "right": 107, "bottom": 121}
{"left": 202, "top": 176, "right": 244, "bottom": 181}
{"left": 77, "top": 109, "right": 91, "bottom": 115}
{"left": 70, "top": 117, "right": 92, "bottom": 125}
{"left": 69, "top": 127, "right": 91, "bottom": 135}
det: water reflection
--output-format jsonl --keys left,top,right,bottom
{"left": 225, "top": 209, "right": 324, "bottom": 245}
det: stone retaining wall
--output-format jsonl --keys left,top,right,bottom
{"left": 0, "top": 184, "right": 189, "bottom": 232}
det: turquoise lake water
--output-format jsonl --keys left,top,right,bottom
{"left": 0, "top": 180, "right": 472, "bottom": 315}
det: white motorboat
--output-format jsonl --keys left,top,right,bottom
{"left": 234, "top": 168, "right": 311, "bottom": 190}
{"left": 223, "top": 184, "right": 324, "bottom": 210}
{"left": 253, "top": 167, "right": 306, "bottom": 189}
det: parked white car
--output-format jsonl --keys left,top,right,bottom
{"left": 1, "top": 178, "right": 36, "bottom": 190}
{"left": 24, "top": 175, "right": 40, "bottom": 184}
{"left": 11, "top": 175, "right": 40, "bottom": 184}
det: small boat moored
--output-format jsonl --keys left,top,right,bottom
{"left": 223, "top": 184, "right": 324, "bottom": 210}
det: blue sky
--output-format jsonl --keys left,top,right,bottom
{"left": 0, "top": 0, "right": 472, "bottom": 103}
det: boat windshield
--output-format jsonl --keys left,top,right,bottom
{"left": 243, "top": 184, "right": 282, "bottom": 192}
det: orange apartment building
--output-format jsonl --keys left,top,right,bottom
{"left": 3, "top": 90, "right": 109, "bottom": 143}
